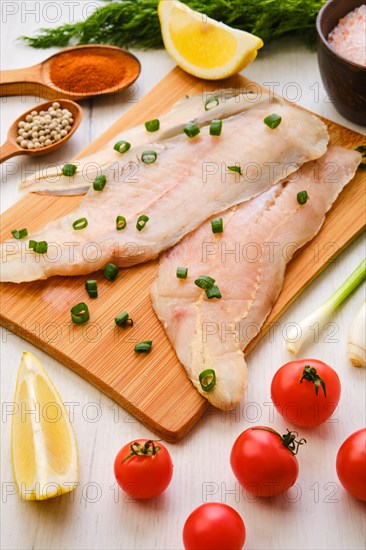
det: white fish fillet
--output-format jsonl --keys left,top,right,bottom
{"left": 151, "top": 146, "right": 361, "bottom": 409}
{"left": 1, "top": 97, "right": 329, "bottom": 283}
{"left": 19, "top": 90, "right": 269, "bottom": 194}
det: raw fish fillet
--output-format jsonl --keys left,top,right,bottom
{"left": 151, "top": 146, "right": 361, "bottom": 409}
{"left": 1, "top": 96, "right": 329, "bottom": 283}
{"left": 19, "top": 90, "right": 269, "bottom": 194}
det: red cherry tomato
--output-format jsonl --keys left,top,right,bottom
{"left": 183, "top": 503, "right": 246, "bottom": 550}
{"left": 230, "top": 426, "right": 305, "bottom": 497}
{"left": 114, "top": 439, "right": 173, "bottom": 499}
{"left": 271, "top": 359, "right": 341, "bottom": 427}
{"left": 336, "top": 428, "right": 366, "bottom": 502}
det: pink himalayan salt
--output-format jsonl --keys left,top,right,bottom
{"left": 328, "top": 4, "right": 366, "bottom": 67}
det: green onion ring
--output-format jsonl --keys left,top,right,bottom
{"left": 145, "top": 119, "right": 160, "bottom": 132}
{"left": 136, "top": 214, "right": 149, "bottom": 231}
{"left": 204, "top": 96, "right": 219, "bottom": 111}
{"left": 134, "top": 340, "right": 152, "bottom": 353}
{"left": 141, "top": 150, "right": 157, "bottom": 164}
{"left": 72, "top": 218, "right": 88, "bottom": 230}
{"left": 211, "top": 217, "right": 223, "bottom": 234}
{"left": 297, "top": 190, "right": 308, "bottom": 205}
{"left": 113, "top": 140, "right": 131, "bottom": 154}
{"left": 176, "top": 267, "right": 188, "bottom": 279}
{"left": 93, "top": 175, "right": 106, "bottom": 191}
{"left": 103, "top": 262, "right": 119, "bottom": 281}
{"left": 115, "top": 311, "right": 133, "bottom": 327}
{"left": 195, "top": 276, "right": 215, "bottom": 289}
{"left": 199, "top": 369, "right": 216, "bottom": 392}
{"left": 206, "top": 285, "right": 222, "bottom": 300}
{"left": 70, "top": 302, "right": 90, "bottom": 324}
{"left": 116, "top": 216, "right": 127, "bottom": 230}
{"left": 209, "top": 120, "right": 222, "bottom": 136}
{"left": 264, "top": 113, "right": 282, "bottom": 129}
{"left": 11, "top": 228, "right": 28, "bottom": 239}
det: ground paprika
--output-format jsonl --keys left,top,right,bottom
{"left": 49, "top": 49, "right": 137, "bottom": 94}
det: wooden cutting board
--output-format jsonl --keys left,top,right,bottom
{"left": 1, "top": 68, "right": 365, "bottom": 441}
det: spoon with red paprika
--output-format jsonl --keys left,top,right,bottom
{"left": 0, "top": 44, "right": 141, "bottom": 101}
{"left": 0, "top": 99, "right": 82, "bottom": 163}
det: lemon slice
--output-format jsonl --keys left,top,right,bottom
{"left": 158, "top": 0, "right": 263, "bottom": 79}
{"left": 11, "top": 352, "right": 78, "bottom": 500}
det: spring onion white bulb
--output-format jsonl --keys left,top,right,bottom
{"left": 348, "top": 300, "right": 366, "bottom": 367}
{"left": 286, "top": 258, "right": 366, "bottom": 355}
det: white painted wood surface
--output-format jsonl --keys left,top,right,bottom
{"left": 1, "top": 2, "right": 365, "bottom": 549}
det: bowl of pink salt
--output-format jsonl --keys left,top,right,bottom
{"left": 316, "top": 0, "right": 366, "bottom": 125}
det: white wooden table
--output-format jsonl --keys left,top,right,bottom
{"left": 1, "top": 3, "right": 365, "bottom": 549}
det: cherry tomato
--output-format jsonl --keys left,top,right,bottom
{"left": 336, "top": 428, "right": 366, "bottom": 501}
{"left": 271, "top": 359, "right": 341, "bottom": 427}
{"left": 230, "top": 426, "right": 305, "bottom": 497}
{"left": 183, "top": 503, "right": 246, "bottom": 550}
{"left": 114, "top": 439, "right": 173, "bottom": 499}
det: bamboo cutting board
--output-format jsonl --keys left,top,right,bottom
{"left": 1, "top": 68, "right": 365, "bottom": 441}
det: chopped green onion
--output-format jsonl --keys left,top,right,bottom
{"left": 70, "top": 302, "right": 90, "bottom": 324}
{"left": 355, "top": 145, "right": 366, "bottom": 153}
{"left": 62, "top": 163, "right": 77, "bottom": 176}
{"left": 176, "top": 267, "right": 188, "bottom": 279}
{"left": 72, "top": 217, "right": 88, "bottom": 230}
{"left": 228, "top": 165, "right": 242, "bottom": 175}
{"left": 141, "top": 150, "right": 157, "bottom": 164}
{"left": 195, "top": 275, "right": 215, "bottom": 289}
{"left": 184, "top": 122, "right": 200, "bottom": 138}
{"left": 136, "top": 214, "right": 149, "bottom": 231}
{"left": 115, "top": 311, "right": 133, "bottom": 327}
{"left": 264, "top": 113, "right": 282, "bottom": 129}
{"left": 210, "top": 120, "right": 222, "bottom": 136}
{"left": 206, "top": 285, "right": 222, "bottom": 300}
{"left": 85, "top": 280, "right": 98, "bottom": 298}
{"left": 199, "top": 369, "right": 216, "bottom": 392}
{"left": 211, "top": 217, "right": 223, "bottom": 234}
{"left": 204, "top": 96, "right": 219, "bottom": 111}
{"left": 103, "top": 262, "right": 119, "bottom": 281}
{"left": 297, "top": 191, "right": 308, "bottom": 205}
{"left": 145, "top": 119, "right": 160, "bottom": 132}
{"left": 286, "top": 258, "right": 366, "bottom": 355}
{"left": 28, "top": 240, "right": 48, "bottom": 254}
{"left": 11, "top": 228, "right": 28, "bottom": 239}
{"left": 93, "top": 175, "right": 107, "bottom": 191}
{"left": 113, "top": 140, "right": 131, "bottom": 154}
{"left": 134, "top": 340, "right": 152, "bottom": 353}
{"left": 116, "top": 216, "right": 127, "bottom": 230}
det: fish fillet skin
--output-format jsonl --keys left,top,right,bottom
{"left": 0, "top": 98, "right": 329, "bottom": 283}
{"left": 151, "top": 146, "right": 361, "bottom": 410}
{"left": 19, "top": 90, "right": 270, "bottom": 194}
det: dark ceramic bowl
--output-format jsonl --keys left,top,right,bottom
{"left": 316, "top": 0, "right": 366, "bottom": 125}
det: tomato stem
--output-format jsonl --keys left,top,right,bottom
{"left": 300, "top": 365, "right": 326, "bottom": 397}
{"left": 252, "top": 427, "right": 306, "bottom": 455}
{"left": 280, "top": 429, "right": 306, "bottom": 455}
{"left": 122, "top": 440, "right": 161, "bottom": 463}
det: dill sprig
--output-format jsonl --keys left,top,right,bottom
{"left": 21, "top": 0, "right": 326, "bottom": 50}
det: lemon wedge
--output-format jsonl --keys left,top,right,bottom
{"left": 158, "top": 0, "right": 263, "bottom": 79}
{"left": 11, "top": 352, "right": 78, "bottom": 500}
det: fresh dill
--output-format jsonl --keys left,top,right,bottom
{"left": 21, "top": 0, "right": 326, "bottom": 50}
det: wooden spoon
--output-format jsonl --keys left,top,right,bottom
{"left": 0, "top": 99, "right": 82, "bottom": 163}
{"left": 0, "top": 44, "right": 141, "bottom": 101}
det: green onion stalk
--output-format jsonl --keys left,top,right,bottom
{"left": 21, "top": 0, "right": 326, "bottom": 50}
{"left": 286, "top": 259, "right": 366, "bottom": 355}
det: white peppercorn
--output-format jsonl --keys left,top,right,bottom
{"left": 17, "top": 103, "right": 74, "bottom": 149}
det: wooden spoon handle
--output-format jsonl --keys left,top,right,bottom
{"left": 0, "top": 65, "right": 47, "bottom": 97}
{"left": 0, "top": 140, "right": 21, "bottom": 163}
